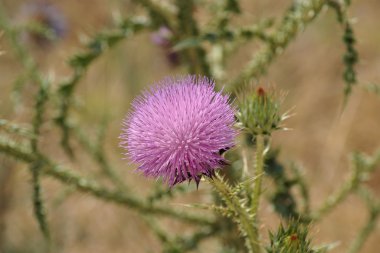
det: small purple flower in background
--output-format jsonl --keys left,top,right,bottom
{"left": 151, "top": 26, "right": 180, "bottom": 67}
{"left": 18, "top": 1, "right": 67, "bottom": 47}
{"left": 120, "top": 76, "right": 236, "bottom": 187}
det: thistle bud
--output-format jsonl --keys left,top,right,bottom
{"left": 267, "top": 222, "right": 315, "bottom": 253}
{"left": 236, "top": 86, "right": 287, "bottom": 136}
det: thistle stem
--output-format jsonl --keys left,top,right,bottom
{"left": 251, "top": 134, "right": 265, "bottom": 252}
{"left": 251, "top": 135, "right": 265, "bottom": 213}
{"left": 0, "top": 136, "right": 213, "bottom": 226}
{"left": 347, "top": 208, "right": 379, "bottom": 253}
{"left": 348, "top": 187, "right": 380, "bottom": 253}
{"left": 310, "top": 159, "right": 361, "bottom": 221}
{"left": 209, "top": 175, "right": 258, "bottom": 253}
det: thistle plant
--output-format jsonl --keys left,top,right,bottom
{"left": 0, "top": 1, "right": 379, "bottom": 253}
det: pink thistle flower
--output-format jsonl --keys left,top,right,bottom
{"left": 119, "top": 76, "right": 236, "bottom": 187}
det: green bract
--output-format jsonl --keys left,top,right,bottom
{"left": 237, "top": 87, "right": 285, "bottom": 136}
{"left": 267, "top": 222, "right": 314, "bottom": 253}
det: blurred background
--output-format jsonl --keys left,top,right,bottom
{"left": 0, "top": 0, "right": 379, "bottom": 252}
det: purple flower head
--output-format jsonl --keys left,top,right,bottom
{"left": 18, "top": 2, "right": 67, "bottom": 47}
{"left": 119, "top": 76, "right": 236, "bottom": 187}
{"left": 151, "top": 26, "right": 180, "bottom": 67}
{"left": 151, "top": 26, "right": 173, "bottom": 47}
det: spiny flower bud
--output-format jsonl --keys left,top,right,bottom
{"left": 267, "top": 222, "right": 315, "bottom": 253}
{"left": 236, "top": 86, "right": 287, "bottom": 136}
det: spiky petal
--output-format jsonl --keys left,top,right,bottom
{"left": 120, "top": 76, "right": 236, "bottom": 186}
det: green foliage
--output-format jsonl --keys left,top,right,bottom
{"left": 327, "top": 0, "right": 358, "bottom": 103}
{"left": 30, "top": 161, "right": 50, "bottom": 241}
{"left": 0, "top": 0, "right": 379, "bottom": 252}
{"left": 0, "top": 119, "right": 34, "bottom": 138}
{"left": 55, "top": 16, "right": 150, "bottom": 157}
{"left": 147, "top": 183, "right": 187, "bottom": 204}
{"left": 173, "top": 18, "right": 273, "bottom": 51}
{"left": 208, "top": 174, "right": 259, "bottom": 253}
{"left": 265, "top": 150, "right": 311, "bottom": 220}
{"left": 228, "top": 0, "right": 326, "bottom": 92}
{"left": 342, "top": 25, "right": 358, "bottom": 98}
{"left": 365, "top": 83, "right": 380, "bottom": 95}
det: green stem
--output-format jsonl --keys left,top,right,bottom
{"left": 311, "top": 163, "right": 360, "bottom": 221}
{"left": 46, "top": 163, "right": 213, "bottom": 225}
{"left": 0, "top": 5, "right": 41, "bottom": 86}
{"left": 0, "top": 136, "right": 213, "bottom": 226}
{"left": 0, "top": 119, "right": 34, "bottom": 138}
{"left": 209, "top": 176, "right": 258, "bottom": 253}
{"left": 131, "top": 0, "right": 175, "bottom": 29}
{"left": 348, "top": 187, "right": 380, "bottom": 253}
{"left": 250, "top": 134, "right": 265, "bottom": 253}
{"left": 176, "top": 0, "right": 210, "bottom": 76}
{"left": 73, "top": 126, "right": 128, "bottom": 192}
{"left": 55, "top": 17, "right": 150, "bottom": 158}
{"left": 228, "top": 0, "right": 326, "bottom": 93}
{"left": 30, "top": 162, "right": 50, "bottom": 242}
{"left": 290, "top": 163, "right": 311, "bottom": 215}
{"left": 0, "top": 6, "right": 52, "bottom": 244}
{"left": 251, "top": 135, "right": 265, "bottom": 212}
{"left": 143, "top": 215, "right": 218, "bottom": 253}
{"left": 348, "top": 209, "right": 379, "bottom": 253}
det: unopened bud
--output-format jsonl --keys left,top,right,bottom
{"left": 236, "top": 86, "right": 287, "bottom": 136}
